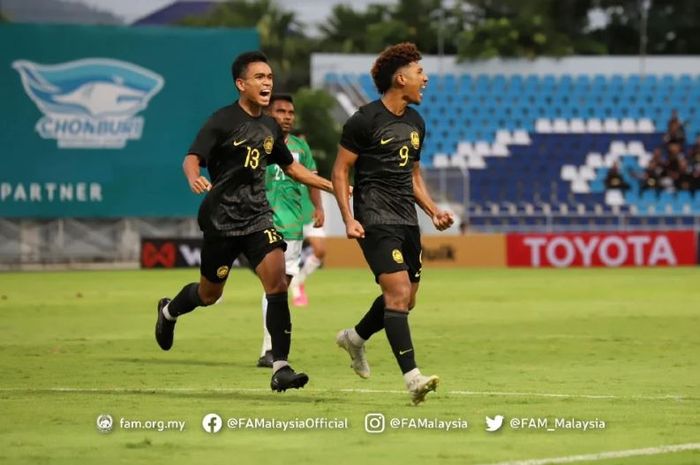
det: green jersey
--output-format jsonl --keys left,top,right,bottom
{"left": 300, "top": 182, "right": 315, "bottom": 226}
{"left": 265, "top": 134, "right": 317, "bottom": 240}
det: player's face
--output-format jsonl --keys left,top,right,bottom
{"left": 398, "top": 61, "right": 428, "bottom": 105}
{"left": 269, "top": 99, "right": 295, "bottom": 135}
{"left": 237, "top": 61, "right": 273, "bottom": 107}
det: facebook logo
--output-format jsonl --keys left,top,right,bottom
{"left": 201, "top": 413, "right": 223, "bottom": 433}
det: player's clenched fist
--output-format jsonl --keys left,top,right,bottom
{"left": 188, "top": 176, "right": 212, "bottom": 194}
{"left": 432, "top": 210, "right": 454, "bottom": 231}
{"left": 345, "top": 219, "right": 365, "bottom": 239}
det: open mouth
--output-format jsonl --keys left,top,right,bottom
{"left": 260, "top": 89, "right": 271, "bottom": 98}
{"left": 419, "top": 84, "right": 426, "bottom": 98}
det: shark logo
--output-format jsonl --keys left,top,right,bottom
{"left": 12, "top": 58, "right": 164, "bottom": 149}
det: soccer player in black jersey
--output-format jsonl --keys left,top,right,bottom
{"left": 332, "top": 43, "right": 454, "bottom": 404}
{"left": 154, "top": 51, "right": 333, "bottom": 392}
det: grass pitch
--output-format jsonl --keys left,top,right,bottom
{"left": 0, "top": 267, "right": 699, "bottom": 465}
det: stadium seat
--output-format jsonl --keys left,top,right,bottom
{"left": 587, "top": 119, "right": 604, "bottom": 133}
{"left": 535, "top": 119, "right": 553, "bottom": 133}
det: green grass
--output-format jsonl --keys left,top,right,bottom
{"left": 0, "top": 267, "right": 699, "bottom": 465}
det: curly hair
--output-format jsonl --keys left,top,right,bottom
{"left": 370, "top": 42, "right": 422, "bottom": 94}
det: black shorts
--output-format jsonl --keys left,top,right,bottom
{"left": 357, "top": 224, "right": 422, "bottom": 283}
{"left": 200, "top": 227, "right": 286, "bottom": 283}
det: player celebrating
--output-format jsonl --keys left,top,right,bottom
{"left": 154, "top": 51, "right": 333, "bottom": 392}
{"left": 257, "top": 94, "right": 324, "bottom": 367}
{"left": 331, "top": 43, "right": 453, "bottom": 405}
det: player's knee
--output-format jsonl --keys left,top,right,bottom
{"left": 384, "top": 282, "right": 412, "bottom": 309}
{"left": 265, "top": 276, "right": 288, "bottom": 294}
{"left": 408, "top": 296, "right": 417, "bottom": 310}
{"left": 314, "top": 245, "right": 326, "bottom": 260}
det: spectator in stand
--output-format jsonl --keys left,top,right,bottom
{"left": 664, "top": 111, "right": 686, "bottom": 148}
{"left": 673, "top": 158, "right": 694, "bottom": 192}
{"left": 639, "top": 148, "right": 666, "bottom": 192}
{"left": 665, "top": 142, "right": 684, "bottom": 176}
{"left": 604, "top": 162, "right": 630, "bottom": 191}
{"left": 689, "top": 135, "right": 700, "bottom": 167}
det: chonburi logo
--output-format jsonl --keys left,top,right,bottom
{"left": 12, "top": 58, "right": 164, "bottom": 149}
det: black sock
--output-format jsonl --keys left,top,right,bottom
{"left": 354, "top": 295, "right": 385, "bottom": 340}
{"left": 266, "top": 292, "right": 291, "bottom": 362}
{"left": 168, "top": 283, "right": 205, "bottom": 317}
{"left": 384, "top": 309, "right": 417, "bottom": 374}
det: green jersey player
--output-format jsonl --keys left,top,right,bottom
{"left": 257, "top": 94, "right": 324, "bottom": 367}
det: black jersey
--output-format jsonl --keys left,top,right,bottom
{"left": 340, "top": 100, "right": 425, "bottom": 226}
{"left": 188, "top": 101, "right": 293, "bottom": 236}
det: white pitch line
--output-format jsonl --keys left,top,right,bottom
{"left": 447, "top": 390, "right": 687, "bottom": 401}
{"left": 0, "top": 387, "right": 692, "bottom": 401}
{"left": 475, "top": 442, "right": 700, "bottom": 465}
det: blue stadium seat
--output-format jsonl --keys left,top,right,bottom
{"left": 326, "top": 70, "right": 698, "bottom": 225}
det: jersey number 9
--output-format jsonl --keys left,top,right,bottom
{"left": 399, "top": 145, "right": 409, "bottom": 167}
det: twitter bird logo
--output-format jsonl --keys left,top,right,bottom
{"left": 485, "top": 415, "right": 504, "bottom": 432}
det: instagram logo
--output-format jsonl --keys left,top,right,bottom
{"left": 364, "top": 413, "right": 385, "bottom": 433}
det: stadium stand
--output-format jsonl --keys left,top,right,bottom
{"left": 326, "top": 72, "right": 700, "bottom": 229}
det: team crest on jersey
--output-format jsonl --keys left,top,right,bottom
{"left": 410, "top": 131, "right": 420, "bottom": 149}
{"left": 392, "top": 249, "right": 404, "bottom": 264}
{"left": 263, "top": 136, "right": 274, "bottom": 154}
{"left": 216, "top": 266, "right": 230, "bottom": 279}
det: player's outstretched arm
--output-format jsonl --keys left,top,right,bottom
{"left": 332, "top": 146, "right": 364, "bottom": 239}
{"left": 412, "top": 162, "right": 454, "bottom": 231}
{"left": 284, "top": 161, "right": 333, "bottom": 193}
{"left": 309, "top": 182, "right": 325, "bottom": 228}
{"left": 183, "top": 154, "right": 211, "bottom": 194}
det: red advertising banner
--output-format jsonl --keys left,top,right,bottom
{"left": 507, "top": 231, "right": 697, "bottom": 268}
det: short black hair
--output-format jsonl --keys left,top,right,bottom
{"left": 371, "top": 42, "right": 422, "bottom": 94}
{"left": 270, "top": 94, "right": 293, "bottom": 105}
{"left": 231, "top": 51, "right": 269, "bottom": 83}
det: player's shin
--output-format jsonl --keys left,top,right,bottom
{"left": 265, "top": 292, "right": 291, "bottom": 372}
{"left": 383, "top": 309, "right": 417, "bottom": 374}
{"left": 354, "top": 295, "right": 385, "bottom": 340}
{"left": 166, "top": 283, "right": 205, "bottom": 318}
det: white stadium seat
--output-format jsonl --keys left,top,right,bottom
{"left": 609, "top": 141, "right": 627, "bottom": 155}
{"left": 511, "top": 130, "right": 531, "bottom": 144}
{"left": 605, "top": 189, "right": 624, "bottom": 206}
{"left": 586, "top": 152, "right": 603, "bottom": 168}
{"left": 490, "top": 142, "right": 509, "bottom": 157}
{"left": 466, "top": 154, "right": 486, "bottom": 169}
{"left": 495, "top": 130, "right": 512, "bottom": 145}
{"left": 603, "top": 118, "right": 620, "bottom": 133}
{"left": 561, "top": 165, "right": 577, "bottom": 181}
{"left": 456, "top": 141, "right": 474, "bottom": 157}
{"left": 535, "top": 119, "right": 552, "bottom": 133}
{"left": 578, "top": 166, "right": 595, "bottom": 181}
{"left": 620, "top": 118, "right": 637, "bottom": 132}
{"left": 552, "top": 119, "right": 569, "bottom": 133}
{"left": 569, "top": 118, "right": 586, "bottom": 133}
{"left": 432, "top": 153, "right": 449, "bottom": 168}
{"left": 638, "top": 118, "right": 655, "bottom": 133}
{"left": 571, "top": 178, "right": 590, "bottom": 193}
{"left": 586, "top": 118, "right": 603, "bottom": 133}
{"left": 627, "top": 141, "right": 646, "bottom": 156}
